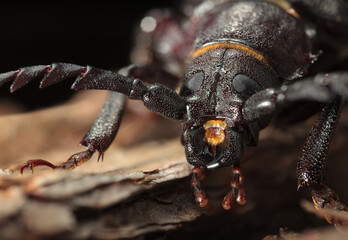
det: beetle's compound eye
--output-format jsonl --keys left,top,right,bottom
{"left": 232, "top": 74, "right": 262, "bottom": 99}
{"left": 181, "top": 71, "right": 204, "bottom": 97}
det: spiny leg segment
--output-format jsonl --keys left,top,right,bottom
{"left": 297, "top": 96, "right": 347, "bottom": 226}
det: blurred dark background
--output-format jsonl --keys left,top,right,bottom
{"left": 0, "top": 1, "right": 176, "bottom": 110}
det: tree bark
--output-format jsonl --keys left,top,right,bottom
{"left": 0, "top": 91, "right": 348, "bottom": 240}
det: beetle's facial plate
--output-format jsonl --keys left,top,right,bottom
{"left": 184, "top": 123, "right": 244, "bottom": 169}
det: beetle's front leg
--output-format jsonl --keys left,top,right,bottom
{"left": 20, "top": 91, "right": 125, "bottom": 174}
{"left": 1, "top": 63, "right": 186, "bottom": 173}
{"left": 297, "top": 96, "right": 347, "bottom": 226}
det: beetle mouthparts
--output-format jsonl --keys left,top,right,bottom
{"left": 203, "top": 120, "right": 227, "bottom": 146}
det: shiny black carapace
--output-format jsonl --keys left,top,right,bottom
{"left": 1, "top": 0, "right": 348, "bottom": 223}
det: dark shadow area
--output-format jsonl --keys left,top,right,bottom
{"left": 0, "top": 1, "right": 176, "bottom": 110}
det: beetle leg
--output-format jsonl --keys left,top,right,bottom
{"left": 222, "top": 163, "right": 247, "bottom": 210}
{"left": 297, "top": 96, "right": 348, "bottom": 226}
{"left": 22, "top": 88, "right": 125, "bottom": 174}
{"left": 15, "top": 64, "right": 130, "bottom": 174}
{"left": 80, "top": 91, "right": 126, "bottom": 153}
{"left": 191, "top": 166, "right": 208, "bottom": 207}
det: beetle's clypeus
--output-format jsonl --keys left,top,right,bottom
{"left": 1, "top": 0, "right": 348, "bottom": 224}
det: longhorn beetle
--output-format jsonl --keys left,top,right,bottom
{"left": 1, "top": 0, "right": 348, "bottom": 224}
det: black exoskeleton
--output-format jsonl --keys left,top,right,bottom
{"left": 1, "top": 0, "right": 348, "bottom": 224}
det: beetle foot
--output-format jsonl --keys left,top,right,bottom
{"left": 58, "top": 149, "right": 95, "bottom": 170}
{"left": 311, "top": 185, "right": 348, "bottom": 227}
{"left": 222, "top": 165, "right": 246, "bottom": 210}
{"left": 20, "top": 159, "right": 57, "bottom": 174}
{"left": 191, "top": 166, "right": 208, "bottom": 207}
{"left": 20, "top": 149, "right": 96, "bottom": 174}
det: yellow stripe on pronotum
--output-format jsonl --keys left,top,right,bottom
{"left": 189, "top": 42, "right": 277, "bottom": 75}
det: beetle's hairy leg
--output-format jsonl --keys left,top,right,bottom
{"left": 297, "top": 96, "right": 348, "bottom": 226}
{"left": 222, "top": 163, "right": 246, "bottom": 210}
{"left": 191, "top": 166, "right": 208, "bottom": 207}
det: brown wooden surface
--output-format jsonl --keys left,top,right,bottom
{"left": 0, "top": 91, "right": 348, "bottom": 239}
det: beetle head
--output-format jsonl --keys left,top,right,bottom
{"left": 179, "top": 47, "right": 279, "bottom": 169}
